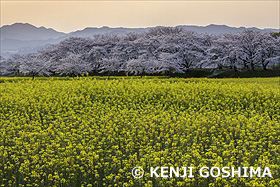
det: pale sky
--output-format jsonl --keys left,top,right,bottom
{"left": 1, "top": 1, "right": 279, "bottom": 33}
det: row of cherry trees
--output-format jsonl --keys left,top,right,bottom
{"left": 1, "top": 28, "right": 279, "bottom": 77}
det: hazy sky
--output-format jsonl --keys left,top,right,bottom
{"left": 1, "top": 1, "right": 279, "bottom": 33}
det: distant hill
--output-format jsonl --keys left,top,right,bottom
{"left": 69, "top": 24, "right": 278, "bottom": 37}
{"left": 178, "top": 24, "right": 278, "bottom": 34}
{"left": 69, "top": 26, "right": 148, "bottom": 37}
{"left": 1, "top": 23, "right": 279, "bottom": 58}
{"left": 0, "top": 23, "right": 66, "bottom": 41}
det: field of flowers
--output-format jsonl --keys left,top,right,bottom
{"left": 0, "top": 77, "right": 279, "bottom": 187}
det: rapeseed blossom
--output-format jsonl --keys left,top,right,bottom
{"left": 0, "top": 77, "right": 279, "bottom": 186}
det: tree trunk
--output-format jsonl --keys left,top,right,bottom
{"left": 250, "top": 63, "right": 255, "bottom": 71}
{"left": 32, "top": 74, "right": 35, "bottom": 80}
{"left": 262, "top": 62, "right": 267, "bottom": 70}
{"left": 243, "top": 61, "right": 249, "bottom": 69}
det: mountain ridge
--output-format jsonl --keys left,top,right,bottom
{"left": 1, "top": 23, "right": 67, "bottom": 41}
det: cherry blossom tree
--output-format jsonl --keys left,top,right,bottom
{"left": 156, "top": 53, "right": 184, "bottom": 74}
{"left": 125, "top": 56, "right": 146, "bottom": 76}
{"left": 19, "top": 54, "right": 51, "bottom": 79}
{"left": 55, "top": 53, "right": 93, "bottom": 77}
{"left": 98, "top": 56, "right": 124, "bottom": 77}
{"left": 236, "top": 30, "right": 262, "bottom": 71}
{"left": 3, "top": 28, "right": 279, "bottom": 77}
{"left": 2, "top": 54, "right": 23, "bottom": 75}
{"left": 254, "top": 33, "right": 280, "bottom": 70}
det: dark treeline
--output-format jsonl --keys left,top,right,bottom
{"left": 0, "top": 27, "right": 279, "bottom": 78}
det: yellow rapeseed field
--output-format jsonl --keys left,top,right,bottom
{"left": 0, "top": 77, "right": 279, "bottom": 187}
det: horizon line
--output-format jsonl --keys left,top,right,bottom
{"left": 1, "top": 22, "right": 279, "bottom": 34}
